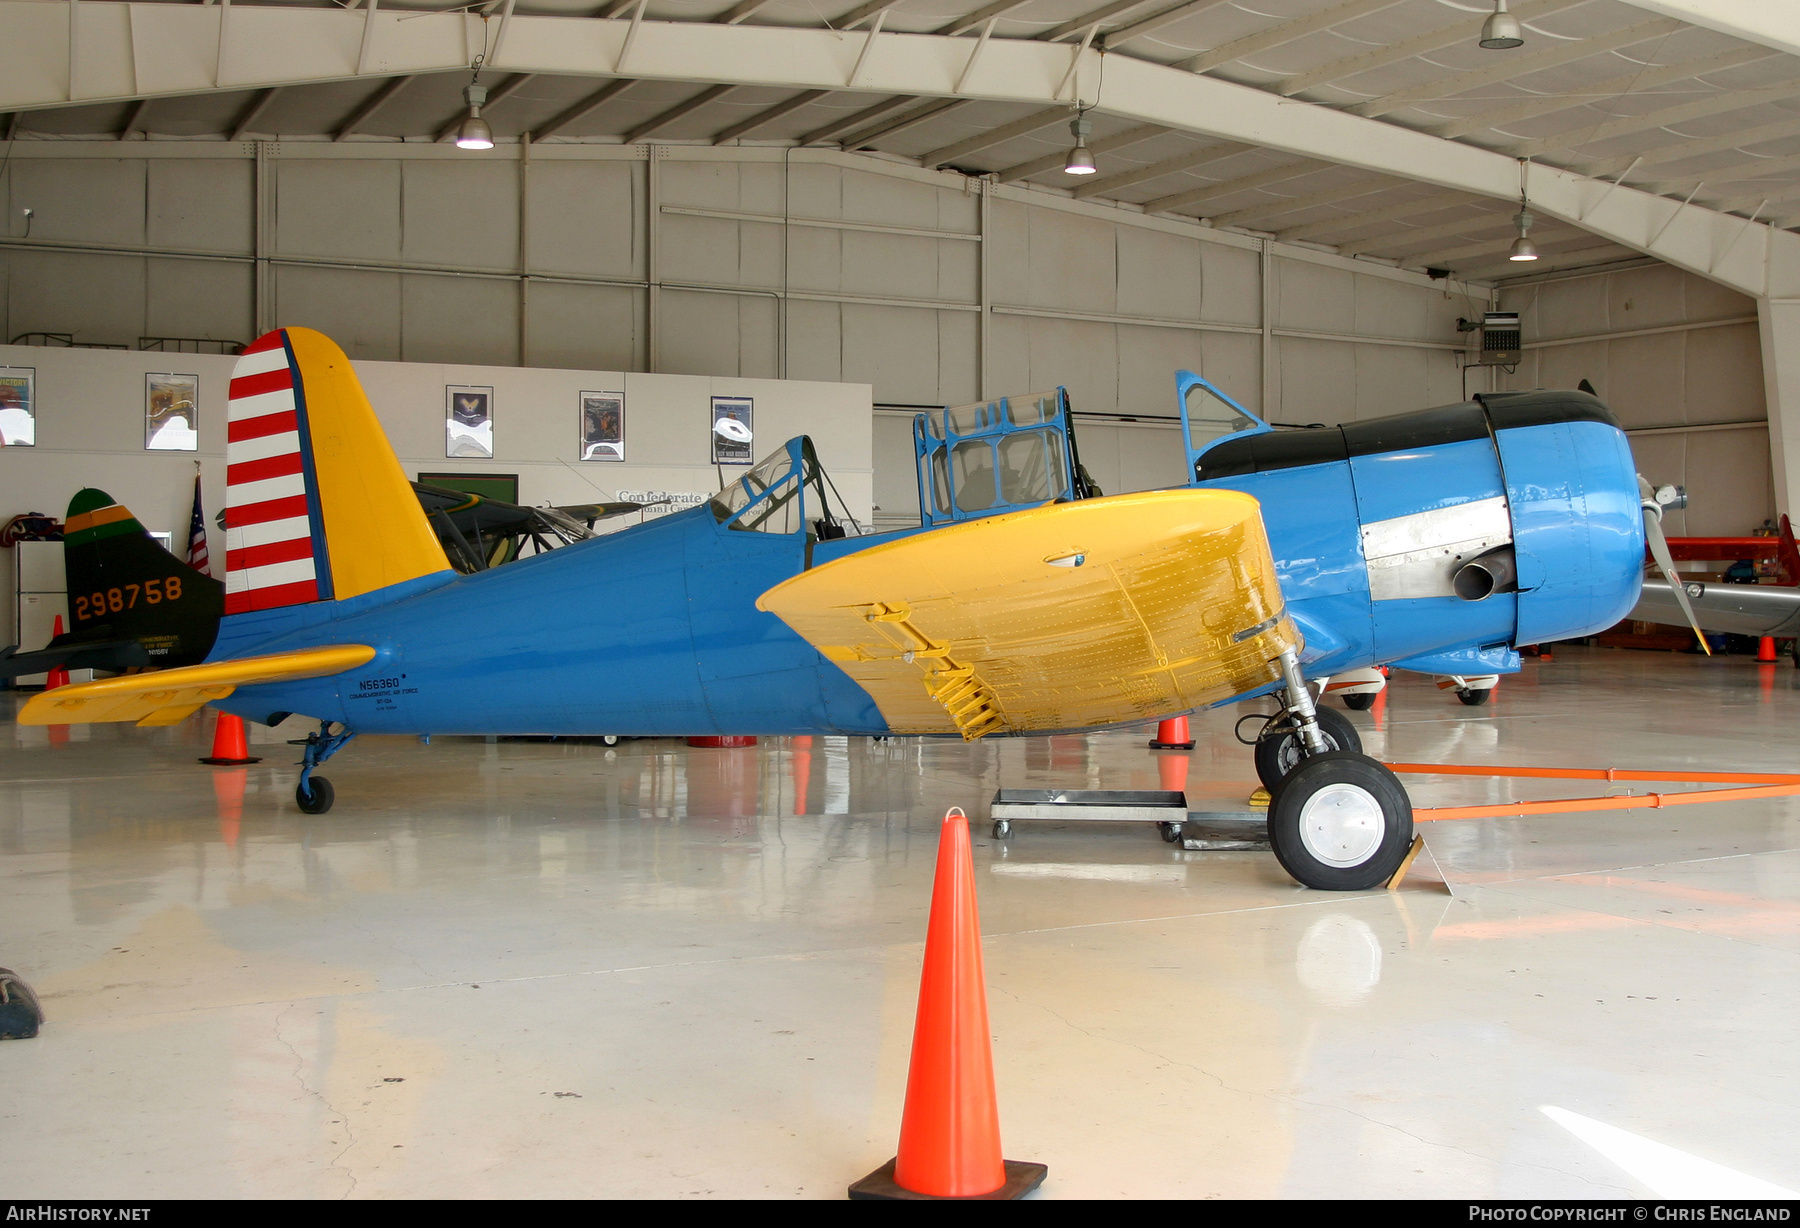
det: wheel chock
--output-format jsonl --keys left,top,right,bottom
{"left": 1385, "top": 835, "right": 1426, "bottom": 891}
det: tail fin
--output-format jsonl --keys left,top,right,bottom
{"left": 225, "top": 328, "right": 449, "bottom": 616}
{"left": 61, "top": 488, "right": 223, "bottom": 666}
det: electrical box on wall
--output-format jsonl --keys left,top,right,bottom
{"left": 1473, "top": 311, "right": 1522, "bottom": 367}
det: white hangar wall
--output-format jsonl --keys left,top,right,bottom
{"left": 1497, "top": 265, "right": 1771, "bottom": 539}
{"left": 0, "top": 341, "right": 871, "bottom": 646}
{"left": 0, "top": 143, "right": 1486, "bottom": 527}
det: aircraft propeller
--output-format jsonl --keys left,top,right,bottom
{"left": 1638, "top": 474, "right": 1710, "bottom": 656}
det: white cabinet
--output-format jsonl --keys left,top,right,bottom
{"left": 12, "top": 540, "right": 93, "bottom": 688}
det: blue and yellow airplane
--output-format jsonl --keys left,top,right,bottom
{"left": 19, "top": 328, "right": 1654, "bottom": 890}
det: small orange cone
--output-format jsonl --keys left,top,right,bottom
{"left": 792, "top": 735, "right": 813, "bottom": 817}
{"left": 849, "top": 809, "right": 1047, "bottom": 1201}
{"left": 1148, "top": 715, "right": 1195, "bottom": 750}
{"left": 200, "top": 710, "right": 262, "bottom": 766}
{"left": 43, "top": 615, "right": 70, "bottom": 690}
{"left": 1758, "top": 636, "right": 1778, "bottom": 663}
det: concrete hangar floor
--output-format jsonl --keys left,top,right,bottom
{"left": 2, "top": 648, "right": 1798, "bottom": 1200}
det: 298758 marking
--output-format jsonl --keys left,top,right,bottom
{"left": 74, "top": 576, "right": 182, "bottom": 622}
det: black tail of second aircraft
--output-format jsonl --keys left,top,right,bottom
{"left": 1, "top": 488, "right": 223, "bottom": 681}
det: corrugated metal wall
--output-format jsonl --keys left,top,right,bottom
{"left": 0, "top": 143, "right": 1579, "bottom": 519}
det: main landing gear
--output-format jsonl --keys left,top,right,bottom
{"left": 1254, "top": 649, "right": 1413, "bottom": 892}
{"left": 290, "top": 721, "right": 356, "bottom": 815}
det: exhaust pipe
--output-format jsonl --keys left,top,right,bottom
{"left": 1453, "top": 546, "right": 1517, "bottom": 601}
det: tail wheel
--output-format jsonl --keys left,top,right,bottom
{"left": 1268, "top": 752, "right": 1412, "bottom": 891}
{"left": 1341, "top": 692, "right": 1376, "bottom": 711}
{"left": 1457, "top": 688, "right": 1491, "bottom": 706}
{"left": 296, "top": 776, "right": 335, "bottom": 815}
{"left": 1255, "top": 705, "right": 1362, "bottom": 792}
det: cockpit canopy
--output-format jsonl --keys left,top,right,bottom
{"left": 709, "top": 435, "right": 863, "bottom": 540}
{"left": 911, "top": 389, "right": 1087, "bottom": 527}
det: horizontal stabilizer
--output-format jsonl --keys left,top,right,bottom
{"left": 0, "top": 638, "right": 152, "bottom": 681}
{"left": 19, "top": 644, "right": 376, "bottom": 727}
{"left": 756, "top": 488, "right": 1295, "bottom": 738}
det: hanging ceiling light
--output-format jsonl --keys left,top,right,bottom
{"left": 1480, "top": 0, "right": 1524, "bottom": 50}
{"left": 456, "top": 78, "right": 494, "bottom": 151}
{"left": 1508, "top": 208, "right": 1539, "bottom": 261}
{"left": 1063, "top": 112, "right": 1096, "bottom": 176}
{"left": 1508, "top": 156, "right": 1537, "bottom": 260}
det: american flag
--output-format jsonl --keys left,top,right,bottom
{"left": 186, "top": 472, "right": 210, "bottom": 575}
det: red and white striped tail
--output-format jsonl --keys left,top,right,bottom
{"left": 224, "top": 332, "right": 329, "bottom": 615}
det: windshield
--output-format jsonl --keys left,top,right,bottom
{"left": 1184, "top": 380, "right": 1259, "bottom": 456}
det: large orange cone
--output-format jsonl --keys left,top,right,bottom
{"left": 200, "top": 710, "right": 262, "bottom": 766}
{"left": 43, "top": 615, "right": 70, "bottom": 691}
{"left": 1148, "top": 714, "right": 1194, "bottom": 750}
{"left": 850, "top": 809, "right": 1047, "bottom": 1201}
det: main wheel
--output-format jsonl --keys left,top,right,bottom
{"left": 601, "top": 735, "right": 620, "bottom": 746}
{"left": 1267, "top": 752, "right": 1412, "bottom": 891}
{"left": 1341, "top": 692, "right": 1376, "bottom": 711}
{"left": 1457, "top": 688, "right": 1490, "bottom": 706}
{"left": 1254, "top": 705, "right": 1362, "bottom": 791}
{"left": 296, "top": 775, "right": 335, "bottom": 815}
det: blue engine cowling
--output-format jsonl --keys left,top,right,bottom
{"left": 1195, "top": 389, "right": 1644, "bottom": 678}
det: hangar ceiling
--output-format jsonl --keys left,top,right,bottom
{"left": 5, "top": 0, "right": 1800, "bottom": 286}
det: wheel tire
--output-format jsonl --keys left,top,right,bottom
{"left": 296, "top": 776, "right": 335, "bottom": 815}
{"left": 1254, "top": 705, "right": 1363, "bottom": 791}
{"left": 601, "top": 735, "right": 620, "bottom": 746}
{"left": 1457, "top": 688, "right": 1490, "bottom": 706}
{"left": 1267, "top": 751, "right": 1412, "bottom": 891}
{"left": 1341, "top": 692, "right": 1376, "bottom": 711}
{"left": 1159, "top": 822, "right": 1182, "bottom": 844}
{"left": 992, "top": 820, "right": 1011, "bottom": 839}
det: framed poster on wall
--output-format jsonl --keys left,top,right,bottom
{"left": 579, "top": 391, "right": 624, "bottom": 461}
{"left": 0, "top": 367, "right": 34, "bottom": 446}
{"left": 711, "top": 396, "right": 753, "bottom": 466}
{"left": 446, "top": 385, "right": 494, "bottom": 459}
{"left": 145, "top": 373, "right": 199, "bottom": 451}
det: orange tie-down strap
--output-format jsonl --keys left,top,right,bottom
{"left": 1385, "top": 762, "right": 1800, "bottom": 822}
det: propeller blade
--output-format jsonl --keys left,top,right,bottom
{"left": 1640, "top": 487, "right": 1710, "bottom": 655}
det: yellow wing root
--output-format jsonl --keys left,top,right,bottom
{"left": 20, "top": 644, "right": 376, "bottom": 727}
{"left": 758, "top": 488, "right": 1296, "bottom": 738}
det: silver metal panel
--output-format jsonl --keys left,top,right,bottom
{"left": 1363, "top": 496, "right": 1512, "bottom": 601}
{"left": 1180, "top": 813, "right": 1270, "bottom": 850}
{"left": 990, "top": 788, "right": 1187, "bottom": 823}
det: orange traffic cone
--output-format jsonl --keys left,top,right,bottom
{"left": 1758, "top": 636, "right": 1778, "bottom": 663}
{"left": 200, "top": 710, "right": 262, "bottom": 766}
{"left": 1148, "top": 714, "right": 1195, "bottom": 750}
{"left": 792, "top": 735, "right": 813, "bottom": 817}
{"left": 43, "top": 616, "right": 70, "bottom": 690}
{"left": 849, "top": 809, "right": 1047, "bottom": 1201}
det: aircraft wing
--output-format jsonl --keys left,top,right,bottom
{"left": 756, "top": 488, "right": 1296, "bottom": 739}
{"left": 19, "top": 644, "right": 376, "bottom": 727}
{"left": 1631, "top": 576, "right": 1800, "bottom": 638}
